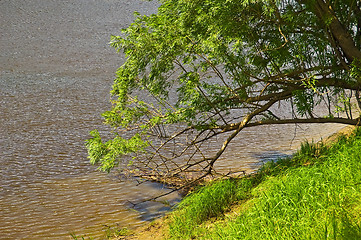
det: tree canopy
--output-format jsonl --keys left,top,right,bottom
{"left": 86, "top": 0, "right": 361, "bottom": 184}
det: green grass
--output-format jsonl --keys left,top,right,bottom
{"left": 168, "top": 128, "right": 361, "bottom": 239}
{"left": 168, "top": 178, "right": 255, "bottom": 239}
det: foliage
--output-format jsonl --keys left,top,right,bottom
{"left": 168, "top": 128, "right": 361, "bottom": 239}
{"left": 87, "top": 0, "right": 361, "bottom": 181}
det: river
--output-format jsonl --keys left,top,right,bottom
{"left": 0, "top": 1, "right": 345, "bottom": 239}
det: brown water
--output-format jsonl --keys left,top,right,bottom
{"left": 0, "top": 1, "right": 346, "bottom": 239}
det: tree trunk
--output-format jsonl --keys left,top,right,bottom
{"left": 313, "top": 0, "right": 361, "bottom": 69}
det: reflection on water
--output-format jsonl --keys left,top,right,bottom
{"left": 0, "top": 0, "right": 345, "bottom": 239}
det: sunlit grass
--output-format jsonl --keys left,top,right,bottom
{"left": 168, "top": 128, "right": 361, "bottom": 239}
{"left": 168, "top": 178, "right": 255, "bottom": 239}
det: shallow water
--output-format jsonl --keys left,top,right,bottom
{"left": 0, "top": 1, "right": 345, "bottom": 239}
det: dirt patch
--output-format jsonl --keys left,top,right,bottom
{"left": 111, "top": 216, "right": 170, "bottom": 240}
{"left": 321, "top": 125, "right": 357, "bottom": 146}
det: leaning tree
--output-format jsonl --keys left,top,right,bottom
{"left": 86, "top": 0, "right": 361, "bottom": 185}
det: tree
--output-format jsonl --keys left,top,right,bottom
{"left": 86, "top": 0, "right": 361, "bottom": 186}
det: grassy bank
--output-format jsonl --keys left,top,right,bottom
{"left": 166, "top": 127, "right": 361, "bottom": 239}
{"left": 72, "top": 127, "right": 361, "bottom": 239}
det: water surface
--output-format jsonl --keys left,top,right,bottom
{"left": 0, "top": 1, "right": 345, "bottom": 239}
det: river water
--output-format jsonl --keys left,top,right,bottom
{"left": 0, "top": 1, "right": 345, "bottom": 239}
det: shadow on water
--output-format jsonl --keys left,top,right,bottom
{"left": 126, "top": 151, "right": 292, "bottom": 223}
{"left": 122, "top": 181, "right": 181, "bottom": 222}
{"left": 249, "top": 151, "right": 292, "bottom": 170}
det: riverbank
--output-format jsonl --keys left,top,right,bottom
{"left": 120, "top": 125, "right": 361, "bottom": 239}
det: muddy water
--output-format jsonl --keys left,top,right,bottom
{"left": 0, "top": 1, "right": 345, "bottom": 239}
